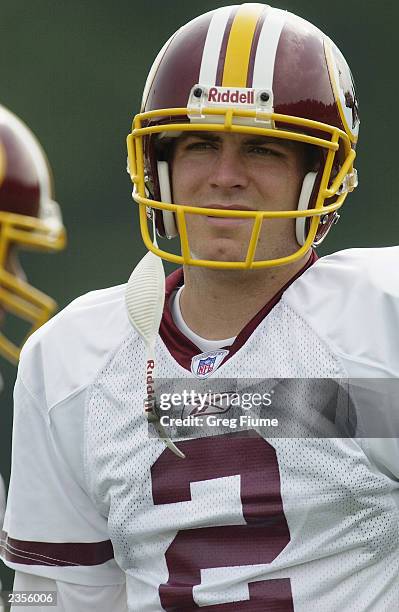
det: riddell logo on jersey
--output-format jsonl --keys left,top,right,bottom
{"left": 144, "top": 359, "right": 155, "bottom": 414}
{"left": 208, "top": 87, "right": 255, "bottom": 105}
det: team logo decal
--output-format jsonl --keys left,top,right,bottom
{"left": 326, "top": 40, "right": 359, "bottom": 142}
{"left": 191, "top": 349, "right": 229, "bottom": 379}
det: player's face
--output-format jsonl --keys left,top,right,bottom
{"left": 171, "top": 131, "right": 309, "bottom": 264}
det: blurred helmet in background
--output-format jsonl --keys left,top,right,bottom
{"left": 0, "top": 104, "right": 66, "bottom": 363}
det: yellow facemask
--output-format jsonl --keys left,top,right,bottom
{"left": 127, "top": 106, "right": 357, "bottom": 270}
{"left": 0, "top": 211, "right": 66, "bottom": 364}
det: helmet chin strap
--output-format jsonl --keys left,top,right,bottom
{"left": 295, "top": 172, "right": 318, "bottom": 246}
{"left": 125, "top": 218, "right": 185, "bottom": 459}
{"left": 157, "top": 161, "right": 318, "bottom": 248}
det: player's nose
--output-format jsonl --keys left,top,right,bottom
{"left": 208, "top": 146, "right": 249, "bottom": 190}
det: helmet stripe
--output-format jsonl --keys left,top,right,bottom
{"left": 222, "top": 3, "right": 266, "bottom": 87}
{"left": 252, "top": 7, "right": 286, "bottom": 90}
{"left": 215, "top": 9, "right": 236, "bottom": 86}
{"left": 246, "top": 6, "right": 268, "bottom": 87}
{"left": 199, "top": 6, "right": 234, "bottom": 86}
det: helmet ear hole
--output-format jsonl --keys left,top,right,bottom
{"left": 295, "top": 171, "right": 318, "bottom": 246}
{"left": 157, "top": 161, "right": 178, "bottom": 238}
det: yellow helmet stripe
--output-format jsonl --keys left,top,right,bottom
{"left": 222, "top": 3, "right": 265, "bottom": 87}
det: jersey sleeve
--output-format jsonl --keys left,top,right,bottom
{"left": 0, "top": 373, "right": 123, "bottom": 586}
{"left": 0, "top": 474, "right": 5, "bottom": 529}
{"left": 284, "top": 247, "right": 399, "bottom": 479}
{"left": 285, "top": 247, "right": 399, "bottom": 377}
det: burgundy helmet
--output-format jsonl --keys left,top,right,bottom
{"left": 0, "top": 104, "right": 66, "bottom": 363}
{"left": 127, "top": 3, "right": 359, "bottom": 269}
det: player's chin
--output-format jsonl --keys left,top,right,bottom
{"left": 190, "top": 236, "right": 250, "bottom": 264}
{"left": 186, "top": 221, "right": 255, "bottom": 262}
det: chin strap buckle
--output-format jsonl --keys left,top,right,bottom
{"left": 338, "top": 168, "right": 358, "bottom": 195}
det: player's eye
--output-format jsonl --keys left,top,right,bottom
{"left": 248, "top": 145, "right": 282, "bottom": 157}
{"left": 185, "top": 139, "right": 217, "bottom": 151}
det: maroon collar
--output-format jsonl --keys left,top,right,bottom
{"left": 159, "top": 251, "right": 318, "bottom": 371}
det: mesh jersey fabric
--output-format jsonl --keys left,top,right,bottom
{"left": 1, "top": 247, "right": 399, "bottom": 611}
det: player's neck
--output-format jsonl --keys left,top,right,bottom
{"left": 180, "top": 252, "right": 311, "bottom": 340}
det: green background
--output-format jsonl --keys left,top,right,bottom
{"left": 0, "top": 0, "right": 397, "bottom": 592}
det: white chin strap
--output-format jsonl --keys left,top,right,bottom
{"left": 295, "top": 171, "right": 318, "bottom": 246}
{"left": 158, "top": 161, "right": 178, "bottom": 238}
{"left": 125, "top": 251, "right": 185, "bottom": 459}
{"left": 157, "top": 161, "right": 317, "bottom": 247}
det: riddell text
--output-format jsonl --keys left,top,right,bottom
{"left": 208, "top": 88, "right": 255, "bottom": 104}
{"left": 145, "top": 359, "right": 155, "bottom": 413}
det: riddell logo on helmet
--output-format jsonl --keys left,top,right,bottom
{"left": 208, "top": 87, "right": 255, "bottom": 105}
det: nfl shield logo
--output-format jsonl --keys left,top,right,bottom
{"left": 197, "top": 356, "right": 217, "bottom": 376}
{"left": 191, "top": 349, "right": 229, "bottom": 379}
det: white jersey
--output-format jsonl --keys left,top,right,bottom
{"left": 1, "top": 248, "right": 399, "bottom": 611}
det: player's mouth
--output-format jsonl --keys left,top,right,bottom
{"left": 204, "top": 204, "right": 254, "bottom": 227}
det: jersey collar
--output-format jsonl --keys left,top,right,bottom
{"left": 159, "top": 251, "right": 318, "bottom": 372}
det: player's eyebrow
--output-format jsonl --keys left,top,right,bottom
{"left": 178, "top": 131, "right": 221, "bottom": 143}
{"left": 242, "top": 136, "right": 288, "bottom": 147}
{"left": 178, "top": 132, "right": 294, "bottom": 148}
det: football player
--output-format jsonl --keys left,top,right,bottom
{"left": 0, "top": 104, "right": 65, "bottom": 608}
{"left": 2, "top": 4, "right": 399, "bottom": 611}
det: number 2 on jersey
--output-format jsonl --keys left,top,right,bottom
{"left": 152, "top": 432, "right": 293, "bottom": 610}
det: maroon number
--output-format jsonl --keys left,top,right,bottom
{"left": 151, "top": 432, "right": 293, "bottom": 611}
